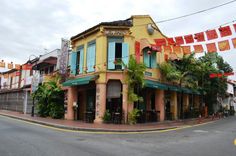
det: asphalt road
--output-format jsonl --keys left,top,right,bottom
{"left": 0, "top": 115, "right": 236, "bottom": 156}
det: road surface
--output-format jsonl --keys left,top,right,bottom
{"left": 0, "top": 115, "right": 235, "bottom": 156}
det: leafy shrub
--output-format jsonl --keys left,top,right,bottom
{"left": 128, "top": 108, "right": 141, "bottom": 125}
{"left": 102, "top": 110, "right": 111, "bottom": 123}
{"left": 36, "top": 102, "right": 49, "bottom": 117}
{"left": 48, "top": 102, "right": 64, "bottom": 119}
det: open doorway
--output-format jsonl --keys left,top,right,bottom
{"left": 106, "top": 80, "right": 122, "bottom": 123}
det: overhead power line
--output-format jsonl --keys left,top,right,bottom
{"left": 156, "top": 0, "right": 236, "bottom": 23}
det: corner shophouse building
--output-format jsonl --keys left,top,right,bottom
{"left": 63, "top": 15, "right": 200, "bottom": 124}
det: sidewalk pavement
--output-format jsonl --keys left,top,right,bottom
{"left": 0, "top": 110, "right": 219, "bottom": 133}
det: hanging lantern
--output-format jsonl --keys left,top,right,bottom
{"left": 93, "top": 65, "right": 96, "bottom": 69}
{"left": 104, "top": 63, "right": 107, "bottom": 67}
{"left": 147, "top": 50, "right": 152, "bottom": 55}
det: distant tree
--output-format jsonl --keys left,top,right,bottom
{"left": 160, "top": 53, "right": 199, "bottom": 119}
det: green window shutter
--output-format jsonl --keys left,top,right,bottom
{"left": 87, "top": 43, "right": 96, "bottom": 72}
{"left": 122, "top": 43, "right": 129, "bottom": 69}
{"left": 143, "top": 51, "right": 150, "bottom": 68}
{"left": 108, "top": 42, "right": 115, "bottom": 69}
{"left": 151, "top": 52, "right": 157, "bottom": 68}
{"left": 79, "top": 48, "right": 84, "bottom": 74}
{"left": 70, "top": 51, "right": 77, "bottom": 75}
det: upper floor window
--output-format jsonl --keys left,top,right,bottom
{"left": 143, "top": 48, "right": 157, "bottom": 68}
{"left": 86, "top": 41, "right": 96, "bottom": 73}
{"left": 70, "top": 45, "right": 84, "bottom": 75}
{"left": 107, "top": 37, "right": 129, "bottom": 70}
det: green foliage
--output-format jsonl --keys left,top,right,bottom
{"left": 48, "top": 102, "right": 64, "bottom": 119}
{"left": 126, "top": 56, "right": 146, "bottom": 103}
{"left": 128, "top": 108, "right": 141, "bottom": 125}
{"left": 32, "top": 74, "right": 64, "bottom": 119}
{"left": 160, "top": 52, "right": 233, "bottom": 115}
{"left": 102, "top": 110, "right": 111, "bottom": 123}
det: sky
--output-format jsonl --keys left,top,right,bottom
{"left": 0, "top": 0, "right": 236, "bottom": 78}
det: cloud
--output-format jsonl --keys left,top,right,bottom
{"left": 0, "top": 0, "right": 235, "bottom": 79}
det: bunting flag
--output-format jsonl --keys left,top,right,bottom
{"left": 234, "top": 23, "right": 236, "bottom": 32}
{"left": 173, "top": 46, "right": 181, "bottom": 54}
{"left": 8, "top": 63, "right": 13, "bottom": 69}
{"left": 218, "top": 40, "right": 230, "bottom": 51}
{"left": 22, "top": 64, "right": 32, "bottom": 70}
{"left": 218, "top": 26, "right": 232, "bottom": 37}
{"left": 164, "top": 46, "right": 172, "bottom": 53}
{"left": 194, "top": 32, "right": 205, "bottom": 42}
{"left": 182, "top": 46, "right": 191, "bottom": 54}
{"left": 167, "top": 38, "right": 175, "bottom": 45}
{"left": 15, "top": 71, "right": 21, "bottom": 76}
{"left": 206, "top": 43, "right": 217, "bottom": 53}
{"left": 184, "top": 34, "right": 194, "bottom": 44}
{"left": 206, "top": 29, "right": 218, "bottom": 40}
{"left": 0, "top": 60, "right": 5, "bottom": 68}
{"left": 154, "top": 38, "right": 167, "bottom": 46}
{"left": 15, "top": 64, "right": 21, "bottom": 70}
{"left": 135, "top": 41, "right": 140, "bottom": 63}
{"left": 232, "top": 38, "right": 236, "bottom": 48}
{"left": 174, "top": 36, "right": 184, "bottom": 45}
{"left": 193, "top": 45, "right": 204, "bottom": 53}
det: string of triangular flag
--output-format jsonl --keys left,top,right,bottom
{"left": 154, "top": 23, "right": 236, "bottom": 54}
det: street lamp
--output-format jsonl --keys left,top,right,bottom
{"left": 27, "top": 54, "right": 39, "bottom": 117}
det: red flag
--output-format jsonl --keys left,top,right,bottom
{"left": 164, "top": 54, "right": 169, "bottom": 61}
{"left": 209, "top": 73, "right": 218, "bottom": 78}
{"left": 154, "top": 38, "right": 167, "bottom": 46}
{"left": 206, "top": 43, "right": 217, "bottom": 53}
{"left": 15, "top": 71, "right": 21, "bottom": 76}
{"left": 233, "top": 23, "right": 236, "bottom": 32}
{"left": 193, "top": 45, "right": 204, "bottom": 53}
{"left": 15, "top": 64, "right": 21, "bottom": 70}
{"left": 184, "top": 35, "right": 194, "bottom": 44}
{"left": 173, "top": 46, "right": 181, "bottom": 54}
{"left": 218, "top": 26, "right": 232, "bottom": 37}
{"left": 224, "top": 72, "right": 234, "bottom": 76}
{"left": 8, "top": 63, "right": 13, "bottom": 69}
{"left": 135, "top": 41, "right": 140, "bottom": 63}
{"left": 174, "top": 36, "right": 184, "bottom": 45}
{"left": 164, "top": 46, "right": 172, "bottom": 53}
{"left": 218, "top": 40, "right": 230, "bottom": 51}
{"left": 182, "top": 46, "right": 191, "bottom": 54}
{"left": 194, "top": 32, "right": 205, "bottom": 42}
{"left": 22, "top": 64, "right": 32, "bottom": 70}
{"left": 206, "top": 29, "right": 218, "bottom": 40}
{"left": 167, "top": 38, "right": 175, "bottom": 45}
{"left": 232, "top": 38, "right": 236, "bottom": 49}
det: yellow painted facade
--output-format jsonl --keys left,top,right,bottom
{"left": 67, "top": 15, "right": 199, "bottom": 123}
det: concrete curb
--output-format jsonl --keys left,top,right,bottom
{"left": 0, "top": 113, "right": 179, "bottom": 133}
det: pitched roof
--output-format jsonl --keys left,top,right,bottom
{"left": 71, "top": 18, "right": 132, "bottom": 41}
